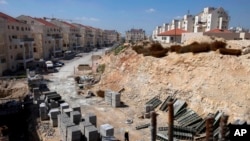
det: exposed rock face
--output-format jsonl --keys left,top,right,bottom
{"left": 96, "top": 40, "right": 250, "bottom": 123}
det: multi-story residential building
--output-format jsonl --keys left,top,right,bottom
{"left": 0, "top": 12, "right": 34, "bottom": 75}
{"left": 104, "top": 30, "right": 120, "bottom": 46}
{"left": 50, "top": 19, "right": 81, "bottom": 51}
{"left": 181, "top": 14, "right": 195, "bottom": 32}
{"left": 194, "top": 7, "right": 229, "bottom": 32}
{"left": 126, "top": 28, "right": 145, "bottom": 43}
{"left": 17, "top": 16, "right": 63, "bottom": 60}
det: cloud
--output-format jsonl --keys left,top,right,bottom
{"left": 76, "top": 16, "right": 100, "bottom": 22}
{"left": 174, "top": 16, "right": 182, "bottom": 19}
{"left": 146, "top": 8, "right": 155, "bottom": 13}
{"left": 0, "top": 0, "right": 7, "bottom": 4}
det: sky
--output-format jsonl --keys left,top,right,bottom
{"left": 0, "top": 0, "right": 250, "bottom": 35}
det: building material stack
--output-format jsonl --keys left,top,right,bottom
{"left": 63, "top": 108, "right": 73, "bottom": 117}
{"left": 39, "top": 102, "right": 48, "bottom": 120}
{"left": 104, "top": 90, "right": 112, "bottom": 105}
{"left": 79, "top": 121, "right": 93, "bottom": 141}
{"left": 59, "top": 114, "right": 75, "bottom": 141}
{"left": 144, "top": 104, "right": 153, "bottom": 118}
{"left": 60, "top": 103, "right": 70, "bottom": 112}
{"left": 70, "top": 111, "right": 81, "bottom": 125}
{"left": 111, "top": 92, "right": 120, "bottom": 107}
{"left": 48, "top": 108, "right": 60, "bottom": 127}
{"left": 105, "top": 90, "right": 121, "bottom": 107}
{"left": 100, "top": 124, "right": 115, "bottom": 139}
{"left": 84, "top": 125, "right": 99, "bottom": 141}
{"left": 84, "top": 113, "right": 97, "bottom": 127}
{"left": 67, "top": 125, "right": 81, "bottom": 141}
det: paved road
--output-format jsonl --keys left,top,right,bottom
{"left": 46, "top": 49, "right": 107, "bottom": 107}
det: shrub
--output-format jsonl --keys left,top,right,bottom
{"left": 191, "top": 42, "right": 211, "bottom": 53}
{"left": 177, "top": 45, "right": 192, "bottom": 54}
{"left": 113, "top": 45, "right": 125, "bottom": 55}
{"left": 148, "top": 50, "right": 168, "bottom": 58}
{"left": 210, "top": 41, "right": 227, "bottom": 51}
{"left": 96, "top": 64, "right": 105, "bottom": 73}
{"left": 219, "top": 48, "right": 242, "bottom": 56}
{"left": 96, "top": 90, "right": 105, "bottom": 98}
{"left": 170, "top": 45, "right": 182, "bottom": 52}
{"left": 149, "top": 43, "right": 164, "bottom": 51}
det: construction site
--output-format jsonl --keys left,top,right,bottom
{"left": 1, "top": 36, "right": 250, "bottom": 141}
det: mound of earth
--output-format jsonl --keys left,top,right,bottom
{"left": 0, "top": 79, "right": 28, "bottom": 99}
{"left": 94, "top": 40, "right": 250, "bottom": 123}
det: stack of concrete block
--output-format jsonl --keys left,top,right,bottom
{"left": 58, "top": 113, "right": 69, "bottom": 132}
{"left": 85, "top": 125, "right": 99, "bottom": 141}
{"left": 60, "top": 114, "right": 75, "bottom": 141}
{"left": 39, "top": 103, "right": 48, "bottom": 120}
{"left": 49, "top": 100, "right": 59, "bottom": 109}
{"left": 60, "top": 103, "right": 70, "bottom": 113}
{"left": 105, "top": 90, "right": 121, "bottom": 107}
{"left": 144, "top": 104, "right": 153, "bottom": 118}
{"left": 79, "top": 121, "right": 92, "bottom": 140}
{"left": 33, "top": 87, "right": 40, "bottom": 101}
{"left": 67, "top": 125, "right": 81, "bottom": 141}
{"left": 111, "top": 92, "right": 120, "bottom": 107}
{"left": 70, "top": 111, "right": 81, "bottom": 125}
{"left": 48, "top": 108, "right": 60, "bottom": 127}
{"left": 100, "top": 124, "right": 114, "bottom": 137}
{"left": 104, "top": 90, "right": 112, "bottom": 105}
{"left": 84, "top": 113, "right": 97, "bottom": 127}
{"left": 72, "top": 105, "right": 81, "bottom": 114}
{"left": 63, "top": 108, "right": 73, "bottom": 117}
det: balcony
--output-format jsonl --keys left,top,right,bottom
{"left": 76, "top": 34, "right": 82, "bottom": 37}
{"left": 11, "top": 38, "right": 34, "bottom": 44}
{"left": 52, "top": 35, "right": 63, "bottom": 39}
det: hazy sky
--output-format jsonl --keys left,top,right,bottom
{"left": 0, "top": 0, "right": 249, "bottom": 35}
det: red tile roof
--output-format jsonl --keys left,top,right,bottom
{"left": 0, "top": 12, "right": 19, "bottom": 23}
{"left": 62, "top": 21, "right": 77, "bottom": 28}
{"left": 34, "top": 18, "right": 56, "bottom": 26}
{"left": 206, "top": 29, "right": 232, "bottom": 33}
{"left": 158, "top": 28, "right": 187, "bottom": 36}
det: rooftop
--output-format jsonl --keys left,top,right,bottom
{"left": 158, "top": 28, "right": 187, "bottom": 36}
{"left": 34, "top": 18, "right": 56, "bottom": 26}
{"left": 0, "top": 12, "right": 20, "bottom": 23}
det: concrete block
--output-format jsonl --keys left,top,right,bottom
{"left": 85, "top": 113, "right": 97, "bottom": 127}
{"left": 79, "top": 121, "right": 92, "bottom": 135}
{"left": 60, "top": 102, "right": 69, "bottom": 112}
{"left": 67, "top": 125, "right": 81, "bottom": 141}
{"left": 70, "top": 111, "right": 81, "bottom": 125}
{"left": 63, "top": 108, "right": 73, "bottom": 117}
{"left": 84, "top": 125, "right": 99, "bottom": 141}
{"left": 48, "top": 108, "right": 60, "bottom": 119}
{"left": 100, "top": 124, "right": 114, "bottom": 137}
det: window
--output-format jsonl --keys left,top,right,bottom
{"left": 25, "top": 27, "right": 28, "bottom": 31}
{"left": 9, "top": 45, "right": 12, "bottom": 49}
{"left": 1, "top": 58, "right": 6, "bottom": 63}
{"left": 20, "top": 45, "right": 23, "bottom": 48}
{"left": 12, "top": 26, "right": 14, "bottom": 29}
{"left": 15, "top": 45, "right": 17, "bottom": 49}
{"left": 8, "top": 25, "right": 10, "bottom": 29}
{"left": 34, "top": 47, "right": 37, "bottom": 52}
{"left": 16, "top": 26, "right": 19, "bottom": 31}
{"left": 21, "top": 27, "right": 24, "bottom": 31}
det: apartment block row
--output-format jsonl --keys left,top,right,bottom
{"left": 152, "top": 7, "right": 230, "bottom": 43}
{"left": 0, "top": 12, "right": 120, "bottom": 76}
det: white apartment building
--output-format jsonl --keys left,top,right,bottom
{"left": 50, "top": 19, "right": 81, "bottom": 51}
{"left": 126, "top": 28, "right": 145, "bottom": 43}
{"left": 104, "top": 30, "right": 120, "bottom": 46}
{"left": 181, "top": 14, "right": 195, "bottom": 32}
{"left": 194, "top": 7, "right": 229, "bottom": 32}
{"left": 17, "top": 16, "right": 63, "bottom": 60}
{"left": 0, "top": 12, "right": 34, "bottom": 75}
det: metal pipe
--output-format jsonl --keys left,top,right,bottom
{"left": 151, "top": 111, "right": 157, "bottom": 141}
{"left": 219, "top": 114, "right": 229, "bottom": 141}
{"left": 206, "top": 114, "right": 214, "bottom": 141}
{"left": 167, "top": 98, "right": 174, "bottom": 141}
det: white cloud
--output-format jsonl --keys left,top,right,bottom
{"left": 146, "top": 8, "right": 155, "bottom": 13}
{"left": 0, "top": 0, "right": 7, "bottom": 4}
{"left": 76, "top": 16, "right": 100, "bottom": 22}
{"left": 174, "top": 16, "right": 182, "bottom": 19}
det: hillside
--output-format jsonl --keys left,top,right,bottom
{"left": 95, "top": 40, "right": 250, "bottom": 123}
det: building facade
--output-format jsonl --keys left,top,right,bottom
{"left": 194, "top": 7, "right": 229, "bottom": 32}
{"left": 0, "top": 12, "right": 34, "bottom": 75}
{"left": 126, "top": 28, "right": 145, "bottom": 43}
{"left": 17, "top": 16, "right": 63, "bottom": 60}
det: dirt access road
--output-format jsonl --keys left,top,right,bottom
{"left": 46, "top": 49, "right": 106, "bottom": 107}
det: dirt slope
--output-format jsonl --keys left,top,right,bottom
{"left": 95, "top": 43, "right": 250, "bottom": 123}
